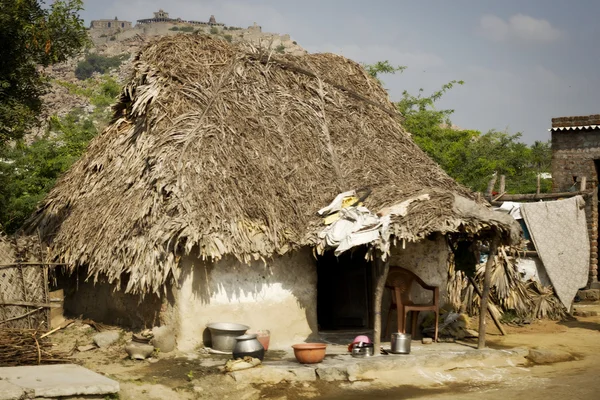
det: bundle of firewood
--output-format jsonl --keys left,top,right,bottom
{"left": 0, "top": 329, "right": 69, "bottom": 366}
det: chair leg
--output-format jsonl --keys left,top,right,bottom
{"left": 434, "top": 310, "right": 440, "bottom": 342}
{"left": 403, "top": 310, "right": 410, "bottom": 334}
{"left": 411, "top": 311, "right": 419, "bottom": 338}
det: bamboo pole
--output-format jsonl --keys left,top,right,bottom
{"left": 478, "top": 236, "right": 500, "bottom": 349}
{"left": 536, "top": 173, "right": 541, "bottom": 195}
{"left": 373, "top": 255, "right": 390, "bottom": 354}
{"left": 499, "top": 175, "right": 506, "bottom": 195}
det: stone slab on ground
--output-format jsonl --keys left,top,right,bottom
{"left": 0, "top": 380, "right": 27, "bottom": 400}
{"left": 229, "top": 343, "right": 528, "bottom": 383}
{"left": 0, "top": 364, "right": 119, "bottom": 398}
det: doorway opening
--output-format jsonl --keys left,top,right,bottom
{"left": 316, "top": 247, "right": 373, "bottom": 330}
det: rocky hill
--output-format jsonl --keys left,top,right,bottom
{"left": 35, "top": 20, "right": 306, "bottom": 139}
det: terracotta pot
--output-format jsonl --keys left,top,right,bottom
{"left": 291, "top": 343, "right": 327, "bottom": 364}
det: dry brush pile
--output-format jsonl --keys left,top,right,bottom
{"left": 448, "top": 246, "right": 567, "bottom": 322}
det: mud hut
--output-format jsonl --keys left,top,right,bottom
{"left": 25, "top": 35, "right": 518, "bottom": 350}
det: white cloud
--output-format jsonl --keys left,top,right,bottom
{"left": 478, "top": 13, "right": 561, "bottom": 43}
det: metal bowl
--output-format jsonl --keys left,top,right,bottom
{"left": 351, "top": 344, "right": 374, "bottom": 358}
{"left": 207, "top": 322, "right": 249, "bottom": 352}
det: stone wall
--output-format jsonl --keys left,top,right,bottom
{"left": 551, "top": 127, "right": 600, "bottom": 286}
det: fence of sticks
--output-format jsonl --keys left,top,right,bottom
{"left": 0, "top": 235, "right": 71, "bottom": 366}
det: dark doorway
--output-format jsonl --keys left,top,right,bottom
{"left": 316, "top": 247, "right": 373, "bottom": 330}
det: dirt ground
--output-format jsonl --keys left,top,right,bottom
{"left": 47, "top": 303, "right": 600, "bottom": 400}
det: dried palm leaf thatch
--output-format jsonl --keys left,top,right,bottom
{"left": 527, "top": 280, "right": 567, "bottom": 320}
{"left": 448, "top": 245, "right": 566, "bottom": 320}
{"left": 25, "top": 35, "right": 517, "bottom": 294}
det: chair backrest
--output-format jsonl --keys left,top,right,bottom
{"left": 385, "top": 266, "right": 418, "bottom": 304}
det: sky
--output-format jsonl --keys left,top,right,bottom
{"left": 78, "top": 0, "right": 600, "bottom": 144}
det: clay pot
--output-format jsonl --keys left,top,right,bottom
{"left": 125, "top": 340, "right": 155, "bottom": 360}
{"left": 291, "top": 343, "right": 327, "bottom": 364}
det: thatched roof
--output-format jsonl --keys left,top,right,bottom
{"left": 25, "top": 35, "right": 518, "bottom": 294}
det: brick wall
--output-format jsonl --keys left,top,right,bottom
{"left": 552, "top": 114, "right": 600, "bottom": 128}
{"left": 551, "top": 129, "right": 600, "bottom": 286}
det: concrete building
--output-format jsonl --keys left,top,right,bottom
{"left": 90, "top": 17, "right": 132, "bottom": 30}
{"left": 550, "top": 114, "right": 600, "bottom": 287}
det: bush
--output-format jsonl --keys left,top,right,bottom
{"left": 169, "top": 26, "right": 179, "bottom": 31}
{"left": 75, "top": 53, "right": 126, "bottom": 80}
{"left": 179, "top": 26, "right": 195, "bottom": 33}
{"left": 210, "top": 26, "right": 219, "bottom": 34}
{"left": 275, "top": 44, "right": 285, "bottom": 54}
{"left": 223, "top": 34, "right": 233, "bottom": 43}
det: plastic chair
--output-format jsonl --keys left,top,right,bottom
{"left": 384, "top": 266, "right": 439, "bottom": 342}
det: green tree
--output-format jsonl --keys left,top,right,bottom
{"left": 0, "top": 0, "right": 88, "bottom": 145}
{"left": 0, "top": 109, "right": 99, "bottom": 233}
{"left": 365, "top": 62, "right": 551, "bottom": 194}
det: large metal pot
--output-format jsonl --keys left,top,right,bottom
{"left": 391, "top": 333, "right": 411, "bottom": 354}
{"left": 233, "top": 333, "right": 265, "bottom": 360}
{"left": 207, "top": 322, "right": 249, "bottom": 352}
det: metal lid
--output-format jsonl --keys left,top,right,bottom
{"left": 235, "top": 333, "right": 258, "bottom": 340}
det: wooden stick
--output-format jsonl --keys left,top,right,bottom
{"left": 496, "top": 191, "right": 591, "bottom": 201}
{"left": 0, "top": 263, "right": 67, "bottom": 269}
{"left": 492, "top": 192, "right": 506, "bottom": 202}
{"left": 373, "top": 255, "right": 390, "bottom": 354}
{"left": 0, "top": 300, "right": 61, "bottom": 308}
{"left": 40, "top": 326, "right": 62, "bottom": 339}
{"left": 478, "top": 236, "right": 500, "bottom": 349}
{"left": 499, "top": 175, "right": 506, "bottom": 195}
{"left": 0, "top": 307, "right": 44, "bottom": 325}
{"left": 536, "top": 173, "right": 541, "bottom": 195}
{"left": 581, "top": 176, "right": 587, "bottom": 191}
{"left": 468, "top": 276, "right": 506, "bottom": 336}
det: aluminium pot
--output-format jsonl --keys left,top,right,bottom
{"left": 233, "top": 333, "right": 265, "bottom": 360}
{"left": 351, "top": 343, "right": 374, "bottom": 358}
{"left": 390, "top": 333, "right": 412, "bottom": 354}
{"left": 207, "top": 322, "right": 249, "bottom": 352}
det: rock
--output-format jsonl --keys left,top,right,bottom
{"left": 577, "top": 289, "right": 600, "bottom": 301}
{"left": 93, "top": 331, "right": 120, "bottom": 348}
{"left": 151, "top": 326, "right": 176, "bottom": 353}
{"left": 315, "top": 366, "right": 348, "bottom": 381}
{"left": 77, "top": 345, "right": 96, "bottom": 352}
{"left": 527, "top": 349, "right": 575, "bottom": 365}
{"left": 422, "top": 338, "right": 433, "bottom": 344}
{"left": 573, "top": 310, "right": 598, "bottom": 317}
{"left": 0, "top": 380, "right": 26, "bottom": 400}
{"left": 125, "top": 340, "right": 155, "bottom": 360}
